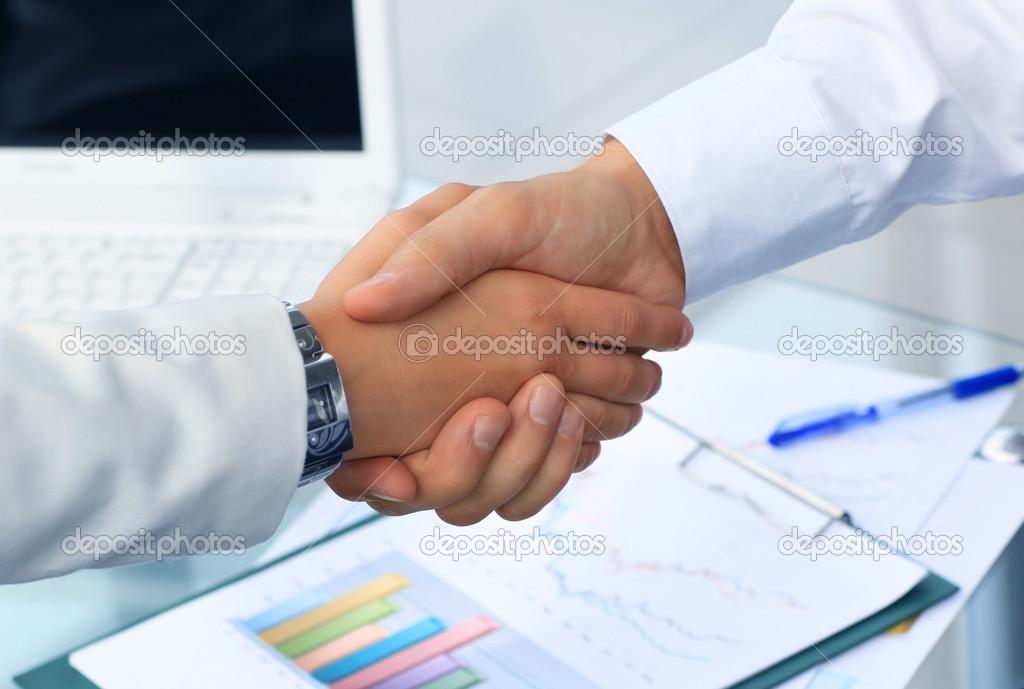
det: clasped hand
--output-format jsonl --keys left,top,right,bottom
{"left": 303, "top": 141, "right": 690, "bottom": 524}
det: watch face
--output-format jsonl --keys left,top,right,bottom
{"left": 293, "top": 313, "right": 352, "bottom": 485}
{"left": 306, "top": 383, "right": 337, "bottom": 431}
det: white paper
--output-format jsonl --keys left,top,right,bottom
{"left": 245, "top": 340, "right": 1018, "bottom": 689}
{"left": 71, "top": 411, "right": 927, "bottom": 689}
{"left": 779, "top": 460, "right": 1024, "bottom": 689}
{"left": 647, "top": 342, "right": 1015, "bottom": 538}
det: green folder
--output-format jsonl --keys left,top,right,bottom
{"left": 14, "top": 514, "right": 958, "bottom": 689}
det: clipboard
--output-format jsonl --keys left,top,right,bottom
{"left": 660, "top": 418, "right": 959, "bottom": 687}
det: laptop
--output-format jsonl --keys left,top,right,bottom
{"left": 0, "top": 0, "right": 398, "bottom": 322}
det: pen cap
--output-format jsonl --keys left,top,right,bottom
{"left": 951, "top": 365, "right": 1021, "bottom": 399}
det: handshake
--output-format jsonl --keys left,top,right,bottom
{"left": 300, "top": 139, "right": 691, "bottom": 525}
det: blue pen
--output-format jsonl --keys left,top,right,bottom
{"left": 768, "top": 362, "right": 1024, "bottom": 447}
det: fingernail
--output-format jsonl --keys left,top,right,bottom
{"left": 676, "top": 317, "right": 694, "bottom": 349}
{"left": 351, "top": 273, "right": 396, "bottom": 291}
{"left": 473, "top": 414, "right": 509, "bottom": 452}
{"left": 557, "top": 405, "right": 584, "bottom": 437}
{"left": 367, "top": 487, "right": 406, "bottom": 502}
{"left": 529, "top": 386, "right": 564, "bottom": 426}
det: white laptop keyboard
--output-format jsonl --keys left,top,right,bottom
{"left": 0, "top": 234, "right": 352, "bottom": 322}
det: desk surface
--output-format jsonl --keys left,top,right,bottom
{"left": 4, "top": 273, "right": 1024, "bottom": 687}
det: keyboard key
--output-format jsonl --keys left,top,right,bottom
{"left": 0, "top": 229, "right": 358, "bottom": 319}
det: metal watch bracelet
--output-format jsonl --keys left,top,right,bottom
{"left": 284, "top": 302, "right": 354, "bottom": 486}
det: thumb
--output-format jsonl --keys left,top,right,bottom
{"left": 343, "top": 184, "right": 539, "bottom": 321}
{"left": 364, "top": 397, "right": 514, "bottom": 517}
{"left": 324, "top": 456, "right": 417, "bottom": 503}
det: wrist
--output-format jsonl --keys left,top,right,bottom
{"left": 296, "top": 298, "right": 349, "bottom": 369}
{"left": 581, "top": 137, "right": 673, "bottom": 238}
{"left": 296, "top": 297, "right": 393, "bottom": 461}
{"left": 579, "top": 137, "right": 685, "bottom": 306}
{"left": 285, "top": 301, "right": 354, "bottom": 484}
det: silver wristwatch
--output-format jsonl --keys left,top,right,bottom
{"left": 285, "top": 303, "right": 354, "bottom": 486}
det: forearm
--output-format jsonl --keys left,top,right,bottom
{"left": 0, "top": 295, "right": 305, "bottom": 583}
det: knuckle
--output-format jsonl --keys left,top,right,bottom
{"left": 583, "top": 443, "right": 603, "bottom": 469}
{"left": 614, "top": 361, "right": 642, "bottom": 400}
{"left": 642, "top": 361, "right": 663, "bottom": 400}
{"left": 496, "top": 503, "right": 539, "bottom": 522}
{"left": 623, "top": 404, "right": 644, "bottom": 434}
{"left": 436, "top": 182, "right": 475, "bottom": 199}
{"left": 369, "top": 501, "right": 413, "bottom": 517}
{"left": 582, "top": 402, "right": 612, "bottom": 438}
{"left": 545, "top": 343, "right": 575, "bottom": 377}
{"left": 484, "top": 180, "right": 529, "bottom": 206}
{"left": 600, "top": 404, "right": 640, "bottom": 439}
{"left": 575, "top": 399, "right": 641, "bottom": 441}
{"left": 428, "top": 463, "right": 480, "bottom": 501}
{"left": 436, "top": 506, "right": 487, "bottom": 527}
{"left": 582, "top": 419, "right": 605, "bottom": 443}
{"left": 435, "top": 473, "right": 478, "bottom": 501}
{"left": 382, "top": 206, "right": 423, "bottom": 231}
{"left": 617, "top": 302, "right": 644, "bottom": 343}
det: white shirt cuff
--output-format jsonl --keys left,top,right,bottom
{"left": 606, "top": 48, "right": 853, "bottom": 303}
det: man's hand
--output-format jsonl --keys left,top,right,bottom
{"left": 302, "top": 268, "right": 681, "bottom": 459}
{"left": 342, "top": 138, "right": 688, "bottom": 324}
{"left": 325, "top": 372, "right": 602, "bottom": 524}
{"left": 301, "top": 192, "right": 686, "bottom": 522}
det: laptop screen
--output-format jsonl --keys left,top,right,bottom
{"left": 0, "top": 0, "right": 362, "bottom": 151}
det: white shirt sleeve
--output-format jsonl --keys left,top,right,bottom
{"left": 606, "top": 0, "right": 1024, "bottom": 302}
{"left": 0, "top": 294, "right": 306, "bottom": 583}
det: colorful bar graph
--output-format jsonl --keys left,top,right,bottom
{"left": 241, "top": 590, "right": 332, "bottom": 633}
{"left": 330, "top": 617, "right": 499, "bottom": 689}
{"left": 277, "top": 599, "right": 398, "bottom": 658}
{"left": 238, "top": 557, "right": 545, "bottom": 687}
{"left": 293, "top": 624, "right": 390, "bottom": 672}
{"left": 365, "top": 654, "right": 464, "bottom": 689}
{"left": 260, "top": 573, "right": 410, "bottom": 645}
{"left": 418, "top": 668, "right": 484, "bottom": 689}
{"left": 313, "top": 618, "right": 446, "bottom": 684}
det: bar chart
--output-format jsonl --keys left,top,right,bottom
{"left": 239, "top": 552, "right": 581, "bottom": 689}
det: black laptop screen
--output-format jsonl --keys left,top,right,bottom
{"left": 0, "top": 0, "right": 362, "bottom": 151}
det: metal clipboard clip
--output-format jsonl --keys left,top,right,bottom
{"left": 649, "top": 409, "right": 852, "bottom": 539}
